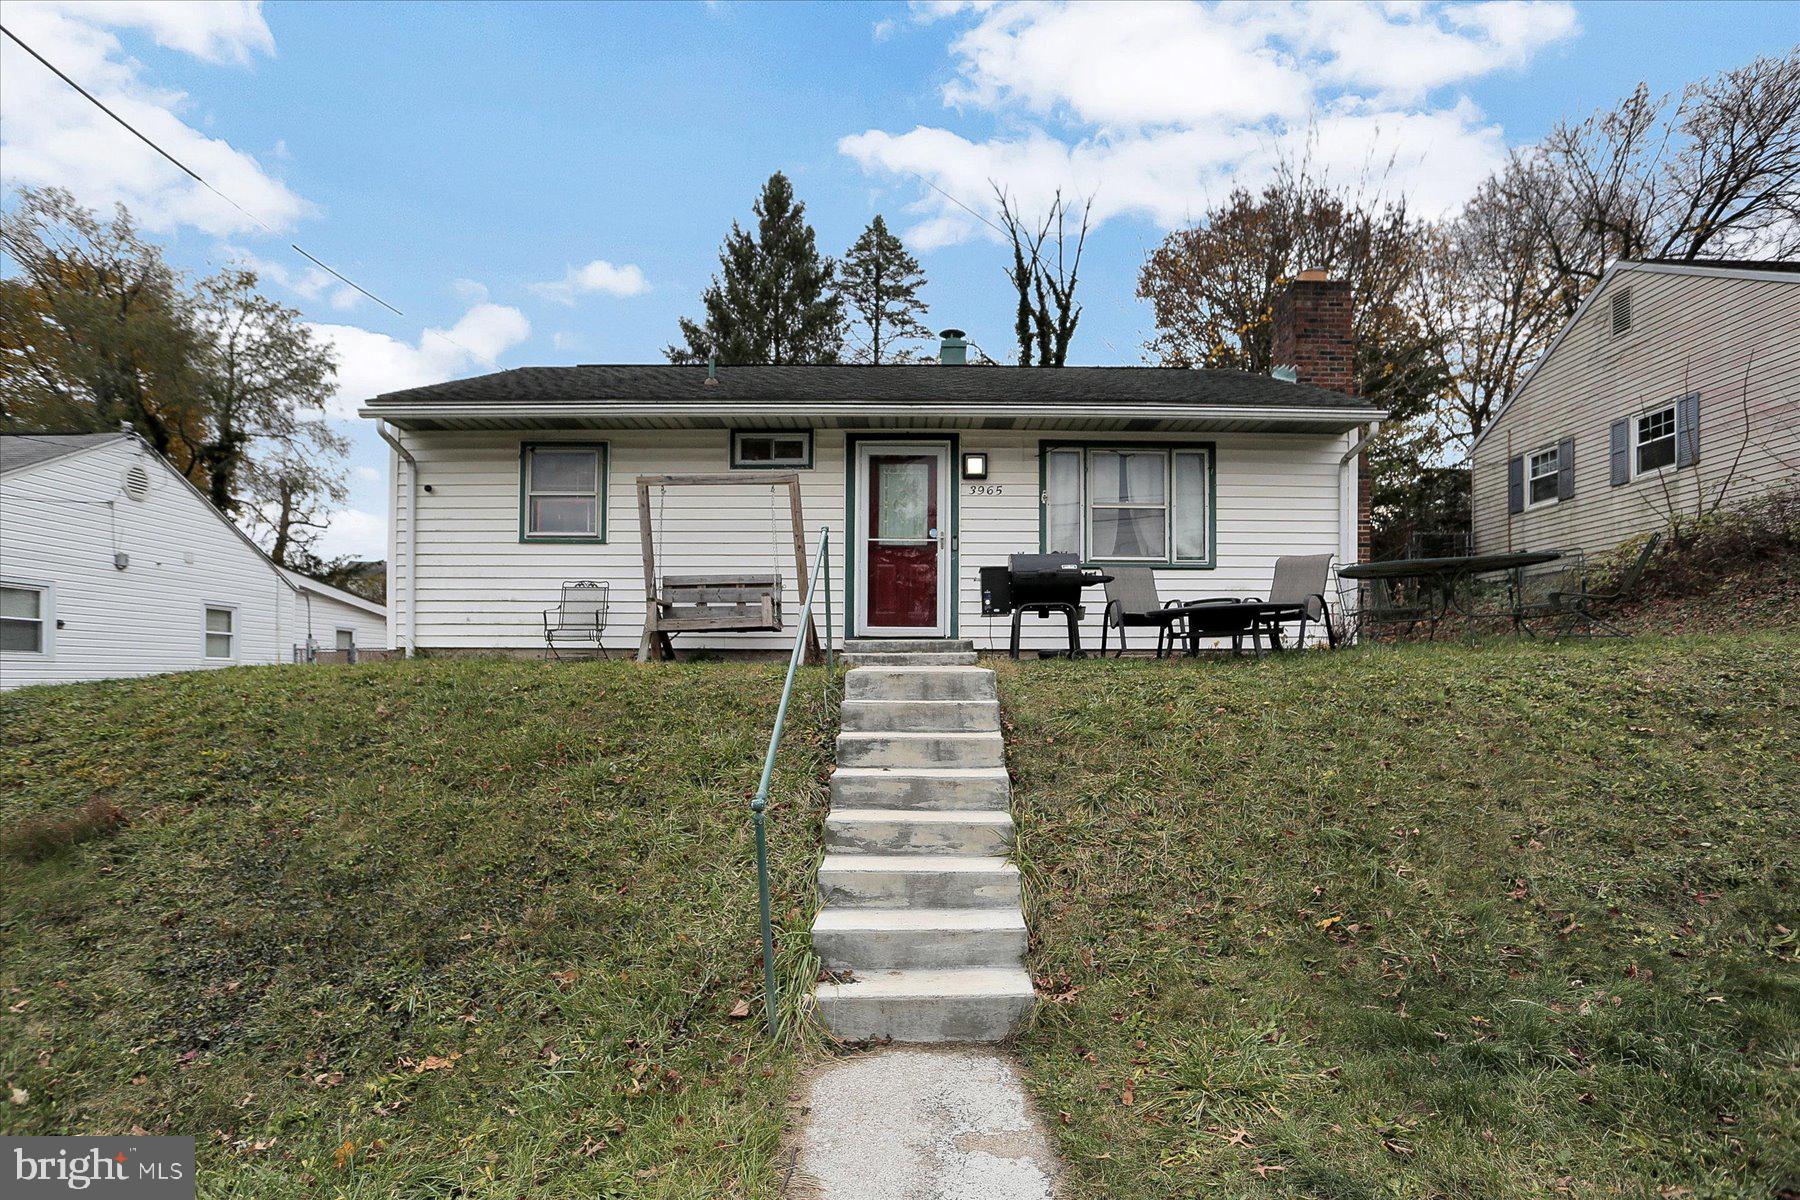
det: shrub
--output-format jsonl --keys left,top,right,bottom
{"left": 1600, "top": 482, "right": 1800, "bottom": 597}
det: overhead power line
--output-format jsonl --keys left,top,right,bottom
{"left": 2, "top": 21, "right": 408, "bottom": 320}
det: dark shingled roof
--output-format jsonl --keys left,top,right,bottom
{"left": 366, "top": 364, "right": 1376, "bottom": 411}
{"left": 0, "top": 432, "right": 126, "bottom": 475}
{"left": 1631, "top": 257, "right": 1800, "bottom": 275}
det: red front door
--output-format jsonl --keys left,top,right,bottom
{"left": 865, "top": 451, "right": 941, "bottom": 631}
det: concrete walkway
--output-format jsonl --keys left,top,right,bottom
{"left": 789, "top": 1048, "right": 1060, "bottom": 1199}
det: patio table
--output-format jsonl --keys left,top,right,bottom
{"left": 1170, "top": 600, "right": 1306, "bottom": 656}
{"left": 1339, "top": 551, "right": 1562, "bottom": 636}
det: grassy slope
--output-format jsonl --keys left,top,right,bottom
{"left": 997, "top": 635, "right": 1799, "bottom": 1198}
{"left": 0, "top": 659, "right": 833, "bottom": 1198}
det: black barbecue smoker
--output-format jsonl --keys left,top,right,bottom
{"left": 980, "top": 552, "right": 1114, "bottom": 659}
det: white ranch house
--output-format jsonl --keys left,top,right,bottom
{"left": 0, "top": 432, "right": 387, "bottom": 690}
{"left": 361, "top": 278, "right": 1384, "bottom": 658}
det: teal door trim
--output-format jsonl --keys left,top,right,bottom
{"left": 843, "top": 432, "right": 961, "bottom": 639}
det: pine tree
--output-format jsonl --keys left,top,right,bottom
{"left": 667, "top": 172, "right": 844, "bottom": 364}
{"left": 840, "top": 215, "right": 932, "bottom": 364}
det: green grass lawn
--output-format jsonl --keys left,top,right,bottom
{"left": 0, "top": 659, "right": 834, "bottom": 1198}
{"left": 997, "top": 634, "right": 1799, "bottom": 1198}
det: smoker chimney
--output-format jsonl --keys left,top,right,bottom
{"left": 1272, "top": 272, "right": 1353, "bottom": 395}
{"left": 938, "top": 328, "right": 968, "bottom": 366}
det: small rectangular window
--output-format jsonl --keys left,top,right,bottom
{"left": 204, "top": 606, "right": 236, "bottom": 660}
{"left": 1527, "top": 447, "right": 1561, "bottom": 506}
{"left": 731, "top": 430, "right": 812, "bottom": 469}
{"left": 335, "top": 629, "right": 355, "bottom": 651}
{"left": 522, "top": 444, "right": 607, "bottom": 540}
{"left": 1635, "top": 406, "right": 1676, "bottom": 474}
{"left": 1, "top": 584, "right": 45, "bottom": 653}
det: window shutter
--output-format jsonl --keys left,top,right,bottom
{"left": 1507, "top": 455, "right": 1524, "bottom": 515}
{"left": 1556, "top": 437, "right": 1575, "bottom": 501}
{"left": 1609, "top": 419, "right": 1630, "bottom": 486}
{"left": 1676, "top": 392, "right": 1700, "bottom": 468}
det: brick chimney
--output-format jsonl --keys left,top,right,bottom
{"left": 1272, "top": 270, "right": 1369, "bottom": 561}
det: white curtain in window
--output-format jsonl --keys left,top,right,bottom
{"left": 1090, "top": 451, "right": 1164, "bottom": 504}
{"left": 1174, "top": 451, "right": 1208, "bottom": 561}
{"left": 1044, "top": 450, "right": 1083, "bottom": 554}
{"left": 1089, "top": 451, "right": 1167, "bottom": 559}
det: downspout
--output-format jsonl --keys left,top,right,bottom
{"left": 376, "top": 421, "right": 419, "bottom": 657}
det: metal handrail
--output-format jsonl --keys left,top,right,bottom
{"left": 750, "top": 526, "right": 833, "bottom": 1036}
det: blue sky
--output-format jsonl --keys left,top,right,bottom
{"left": 2, "top": 0, "right": 1794, "bottom": 560}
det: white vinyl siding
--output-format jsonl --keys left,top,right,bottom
{"left": 0, "top": 437, "right": 327, "bottom": 689}
{"left": 387, "top": 428, "right": 1340, "bottom": 655}
{"left": 1472, "top": 267, "right": 1800, "bottom": 556}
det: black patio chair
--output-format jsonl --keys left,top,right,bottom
{"left": 1098, "top": 566, "right": 1194, "bottom": 657}
{"left": 1539, "top": 533, "right": 1662, "bottom": 638}
{"left": 544, "top": 580, "right": 610, "bottom": 659}
{"left": 1190, "top": 554, "right": 1338, "bottom": 650}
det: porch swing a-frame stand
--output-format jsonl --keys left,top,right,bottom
{"left": 635, "top": 472, "right": 822, "bottom": 664}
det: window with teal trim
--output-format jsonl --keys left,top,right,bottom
{"left": 1042, "top": 444, "right": 1212, "bottom": 565}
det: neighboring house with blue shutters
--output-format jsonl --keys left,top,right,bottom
{"left": 1470, "top": 259, "right": 1799, "bottom": 557}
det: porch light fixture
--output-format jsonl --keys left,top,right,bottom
{"left": 961, "top": 451, "right": 989, "bottom": 480}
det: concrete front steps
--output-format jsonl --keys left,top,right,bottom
{"left": 812, "top": 641, "right": 1035, "bottom": 1043}
{"left": 842, "top": 638, "right": 979, "bottom": 668}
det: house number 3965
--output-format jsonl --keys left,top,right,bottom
{"left": 966, "top": 484, "right": 1003, "bottom": 496}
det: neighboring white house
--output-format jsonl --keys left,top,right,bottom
{"left": 1471, "top": 258, "right": 1799, "bottom": 557}
{"left": 359, "top": 277, "right": 1385, "bottom": 657}
{"left": 0, "top": 432, "right": 387, "bottom": 690}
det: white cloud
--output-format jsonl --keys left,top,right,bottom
{"left": 841, "top": 1, "right": 1577, "bottom": 245}
{"left": 0, "top": 1, "right": 308, "bottom": 237}
{"left": 529, "top": 259, "right": 650, "bottom": 305}
{"left": 355, "top": 466, "right": 382, "bottom": 484}
{"left": 47, "top": 1, "right": 276, "bottom": 65}
{"left": 941, "top": 2, "right": 1312, "bottom": 128}
{"left": 308, "top": 506, "right": 387, "bottom": 561}
{"left": 310, "top": 302, "right": 532, "bottom": 419}
{"left": 873, "top": 18, "right": 898, "bottom": 41}
{"left": 1274, "top": 0, "right": 1580, "bottom": 101}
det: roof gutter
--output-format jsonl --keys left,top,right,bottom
{"left": 358, "top": 400, "right": 1389, "bottom": 424}
{"left": 375, "top": 421, "right": 418, "bottom": 658}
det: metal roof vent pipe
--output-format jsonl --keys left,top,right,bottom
{"left": 938, "top": 329, "right": 968, "bottom": 366}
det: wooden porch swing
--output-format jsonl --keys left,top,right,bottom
{"left": 635, "top": 472, "right": 822, "bottom": 664}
